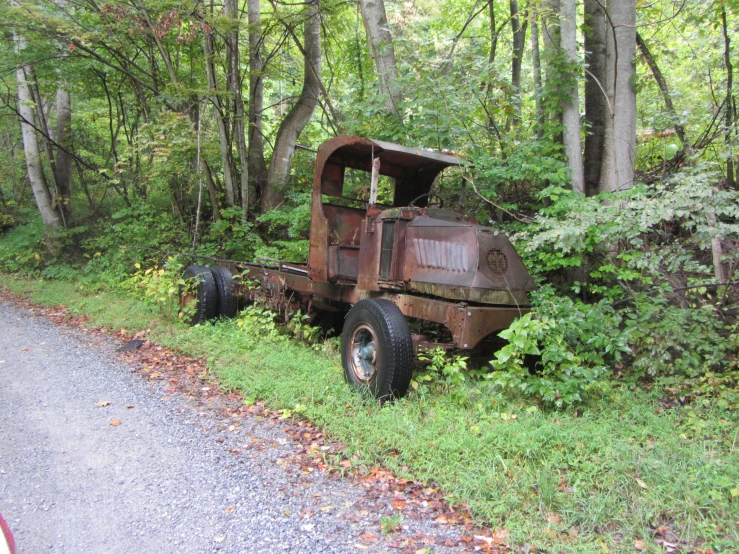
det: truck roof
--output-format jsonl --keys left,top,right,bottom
{"left": 315, "top": 136, "right": 465, "bottom": 206}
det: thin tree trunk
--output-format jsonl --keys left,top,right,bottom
{"left": 225, "top": 0, "right": 250, "bottom": 217}
{"left": 248, "top": 0, "right": 268, "bottom": 210}
{"left": 200, "top": 156, "right": 220, "bottom": 222}
{"left": 359, "top": 0, "right": 401, "bottom": 115}
{"left": 542, "top": 0, "right": 562, "bottom": 144}
{"left": 489, "top": 0, "right": 497, "bottom": 64}
{"left": 530, "top": 9, "right": 543, "bottom": 138}
{"left": 203, "top": 27, "right": 237, "bottom": 206}
{"left": 56, "top": 87, "right": 73, "bottom": 214}
{"left": 706, "top": 209, "right": 726, "bottom": 284}
{"left": 599, "top": 0, "right": 637, "bottom": 193}
{"left": 263, "top": 0, "right": 321, "bottom": 211}
{"left": 584, "top": 0, "right": 607, "bottom": 196}
{"left": 14, "top": 32, "right": 62, "bottom": 228}
{"left": 54, "top": 0, "right": 73, "bottom": 219}
{"left": 721, "top": 6, "right": 735, "bottom": 188}
{"left": 507, "top": 1, "right": 527, "bottom": 131}
{"left": 560, "top": 0, "right": 584, "bottom": 193}
{"left": 636, "top": 32, "right": 691, "bottom": 158}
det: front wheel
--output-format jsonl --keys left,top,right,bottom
{"left": 341, "top": 299, "right": 413, "bottom": 402}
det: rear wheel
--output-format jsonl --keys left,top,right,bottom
{"left": 180, "top": 265, "right": 218, "bottom": 325}
{"left": 341, "top": 299, "right": 413, "bottom": 401}
{"left": 209, "top": 266, "right": 238, "bottom": 318}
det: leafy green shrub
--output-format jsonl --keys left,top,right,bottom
{"left": 490, "top": 286, "right": 631, "bottom": 407}
{"left": 507, "top": 165, "right": 738, "bottom": 398}
{"left": 625, "top": 293, "right": 737, "bottom": 380}
{"left": 0, "top": 219, "right": 44, "bottom": 273}
{"left": 0, "top": 213, "right": 15, "bottom": 231}
{"left": 121, "top": 257, "right": 191, "bottom": 321}
{"left": 411, "top": 348, "right": 470, "bottom": 396}
{"left": 81, "top": 202, "right": 187, "bottom": 284}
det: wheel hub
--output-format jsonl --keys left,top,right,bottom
{"left": 349, "top": 324, "right": 378, "bottom": 383}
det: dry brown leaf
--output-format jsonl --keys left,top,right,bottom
{"left": 635, "top": 478, "right": 649, "bottom": 490}
{"left": 110, "top": 420, "right": 121, "bottom": 426}
{"left": 359, "top": 531, "right": 378, "bottom": 544}
{"left": 390, "top": 499, "right": 407, "bottom": 510}
{"left": 95, "top": 400, "right": 111, "bottom": 407}
{"left": 225, "top": 506, "right": 234, "bottom": 514}
{"left": 634, "top": 539, "right": 646, "bottom": 551}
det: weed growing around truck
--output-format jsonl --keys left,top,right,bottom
{"left": 3, "top": 274, "right": 738, "bottom": 552}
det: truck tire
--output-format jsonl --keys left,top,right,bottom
{"left": 341, "top": 299, "right": 413, "bottom": 401}
{"left": 209, "top": 266, "right": 238, "bottom": 318}
{"left": 180, "top": 265, "right": 218, "bottom": 325}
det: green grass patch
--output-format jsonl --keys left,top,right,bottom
{"left": 2, "top": 274, "right": 738, "bottom": 552}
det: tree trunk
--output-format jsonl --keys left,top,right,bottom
{"left": 55, "top": 87, "right": 73, "bottom": 217}
{"left": 599, "top": 0, "right": 637, "bottom": 193}
{"left": 583, "top": 0, "right": 607, "bottom": 196}
{"left": 560, "top": 0, "right": 584, "bottom": 193}
{"left": 225, "top": 0, "right": 250, "bottom": 217}
{"left": 542, "top": 0, "right": 562, "bottom": 144}
{"left": 721, "top": 6, "right": 735, "bottom": 188}
{"left": 14, "top": 32, "right": 62, "bottom": 228}
{"left": 359, "top": 0, "right": 402, "bottom": 115}
{"left": 507, "top": 1, "right": 527, "bottom": 131}
{"left": 530, "top": 9, "right": 543, "bottom": 138}
{"left": 201, "top": 157, "right": 221, "bottom": 222}
{"left": 636, "top": 32, "right": 691, "bottom": 158}
{"left": 489, "top": 0, "right": 497, "bottom": 65}
{"left": 203, "top": 27, "right": 237, "bottom": 206}
{"left": 30, "top": 74, "right": 66, "bottom": 226}
{"left": 248, "top": 0, "right": 268, "bottom": 210}
{"left": 263, "top": 0, "right": 321, "bottom": 211}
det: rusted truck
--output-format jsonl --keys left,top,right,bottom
{"left": 181, "top": 136, "right": 535, "bottom": 400}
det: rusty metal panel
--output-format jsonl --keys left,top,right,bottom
{"left": 403, "top": 224, "right": 478, "bottom": 285}
{"left": 382, "top": 293, "right": 529, "bottom": 350}
{"left": 474, "top": 230, "right": 536, "bottom": 291}
{"left": 412, "top": 238, "right": 468, "bottom": 273}
{"left": 356, "top": 210, "right": 382, "bottom": 291}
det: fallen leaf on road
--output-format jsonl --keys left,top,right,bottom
{"left": 110, "top": 420, "right": 121, "bottom": 426}
{"left": 126, "top": 405, "right": 134, "bottom": 409}
{"left": 225, "top": 506, "right": 234, "bottom": 514}
{"left": 21, "top": 347, "right": 30, "bottom": 351}
{"left": 359, "top": 531, "right": 378, "bottom": 544}
{"left": 95, "top": 401, "right": 111, "bottom": 407}
{"left": 391, "top": 499, "right": 407, "bottom": 510}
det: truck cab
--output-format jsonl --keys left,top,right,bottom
{"left": 308, "top": 136, "right": 534, "bottom": 312}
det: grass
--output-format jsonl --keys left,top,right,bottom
{"left": 2, "top": 273, "right": 738, "bottom": 552}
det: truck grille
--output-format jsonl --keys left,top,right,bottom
{"left": 380, "top": 221, "right": 396, "bottom": 280}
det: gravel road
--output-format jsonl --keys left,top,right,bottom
{"left": 0, "top": 301, "right": 460, "bottom": 553}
